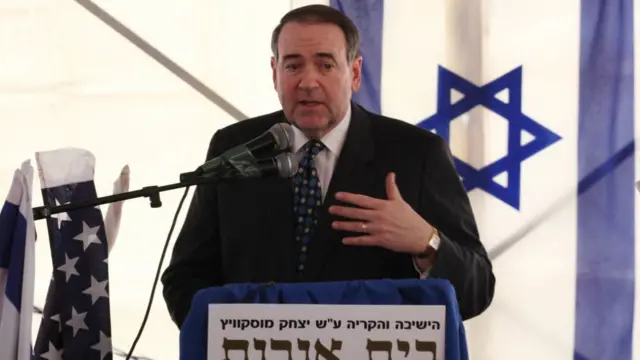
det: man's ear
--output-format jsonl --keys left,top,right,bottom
{"left": 271, "top": 56, "right": 277, "bottom": 89}
{"left": 351, "top": 55, "right": 363, "bottom": 92}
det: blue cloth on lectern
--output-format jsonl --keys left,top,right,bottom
{"left": 180, "top": 278, "right": 468, "bottom": 360}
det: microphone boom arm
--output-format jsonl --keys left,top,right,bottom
{"left": 32, "top": 175, "right": 218, "bottom": 221}
{"left": 33, "top": 151, "right": 298, "bottom": 221}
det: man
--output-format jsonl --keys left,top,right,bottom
{"left": 161, "top": 4, "right": 495, "bottom": 329}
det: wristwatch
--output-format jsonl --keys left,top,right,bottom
{"left": 415, "top": 226, "right": 441, "bottom": 259}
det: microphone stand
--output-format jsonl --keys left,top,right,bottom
{"left": 32, "top": 170, "right": 217, "bottom": 221}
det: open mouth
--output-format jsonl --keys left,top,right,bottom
{"left": 299, "top": 101, "right": 322, "bottom": 107}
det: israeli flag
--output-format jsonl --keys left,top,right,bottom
{"left": 330, "top": 0, "right": 638, "bottom": 359}
{"left": 0, "top": 160, "right": 36, "bottom": 360}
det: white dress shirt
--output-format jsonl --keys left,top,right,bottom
{"left": 289, "top": 104, "right": 431, "bottom": 278}
{"left": 290, "top": 105, "right": 351, "bottom": 201}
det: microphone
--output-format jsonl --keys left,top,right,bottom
{"left": 220, "top": 152, "right": 299, "bottom": 179}
{"left": 180, "top": 152, "right": 298, "bottom": 182}
{"left": 195, "top": 122, "right": 294, "bottom": 177}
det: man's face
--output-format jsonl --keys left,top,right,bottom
{"left": 271, "top": 21, "right": 362, "bottom": 139}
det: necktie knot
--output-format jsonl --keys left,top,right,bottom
{"left": 303, "top": 140, "right": 325, "bottom": 157}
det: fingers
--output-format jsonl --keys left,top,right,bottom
{"left": 332, "top": 220, "right": 372, "bottom": 233}
{"left": 335, "top": 192, "right": 385, "bottom": 209}
{"left": 328, "top": 205, "right": 375, "bottom": 221}
{"left": 385, "top": 172, "right": 403, "bottom": 200}
{"left": 342, "top": 235, "right": 377, "bottom": 246}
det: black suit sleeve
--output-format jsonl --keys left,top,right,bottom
{"left": 160, "top": 130, "right": 227, "bottom": 328}
{"left": 421, "top": 136, "right": 496, "bottom": 320}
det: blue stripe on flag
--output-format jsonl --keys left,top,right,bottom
{"left": 330, "top": 0, "right": 383, "bottom": 114}
{"left": 575, "top": 1, "right": 635, "bottom": 360}
{"left": 0, "top": 200, "right": 27, "bottom": 310}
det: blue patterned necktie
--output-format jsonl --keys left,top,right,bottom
{"left": 293, "top": 140, "right": 325, "bottom": 272}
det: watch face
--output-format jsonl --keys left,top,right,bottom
{"left": 430, "top": 237, "right": 441, "bottom": 251}
{"left": 416, "top": 228, "right": 440, "bottom": 258}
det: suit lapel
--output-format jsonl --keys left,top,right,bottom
{"left": 301, "top": 104, "right": 375, "bottom": 281}
{"left": 267, "top": 117, "right": 301, "bottom": 281}
{"left": 240, "top": 116, "right": 298, "bottom": 282}
{"left": 259, "top": 177, "right": 297, "bottom": 281}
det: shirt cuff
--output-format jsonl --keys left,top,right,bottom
{"left": 413, "top": 256, "right": 431, "bottom": 279}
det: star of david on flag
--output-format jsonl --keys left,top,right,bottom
{"left": 418, "top": 66, "right": 562, "bottom": 210}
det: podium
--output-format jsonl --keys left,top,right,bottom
{"left": 179, "top": 278, "right": 469, "bottom": 360}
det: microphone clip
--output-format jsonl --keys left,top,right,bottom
{"left": 179, "top": 151, "right": 260, "bottom": 183}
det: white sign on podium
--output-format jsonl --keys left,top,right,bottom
{"left": 207, "top": 303, "right": 446, "bottom": 360}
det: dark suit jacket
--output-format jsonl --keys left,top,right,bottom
{"left": 161, "top": 103, "right": 495, "bottom": 328}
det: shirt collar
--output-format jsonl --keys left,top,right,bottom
{"left": 291, "top": 104, "right": 351, "bottom": 156}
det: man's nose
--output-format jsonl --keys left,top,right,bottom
{"left": 298, "top": 68, "right": 320, "bottom": 90}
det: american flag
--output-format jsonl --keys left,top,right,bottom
{"left": 33, "top": 151, "right": 113, "bottom": 360}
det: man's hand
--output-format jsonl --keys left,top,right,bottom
{"left": 329, "top": 172, "right": 434, "bottom": 255}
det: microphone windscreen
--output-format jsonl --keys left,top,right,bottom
{"left": 275, "top": 152, "right": 298, "bottom": 178}
{"left": 269, "top": 123, "right": 295, "bottom": 151}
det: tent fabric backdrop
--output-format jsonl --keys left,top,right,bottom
{"left": 0, "top": 0, "right": 638, "bottom": 359}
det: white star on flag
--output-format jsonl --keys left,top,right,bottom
{"left": 40, "top": 342, "right": 64, "bottom": 360}
{"left": 91, "top": 332, "right": 112, "bottom": 360}
{"left": 73, "top": 221, "right": 102, "bottom": 251}
{"left": 65, "top": 307, "right": 88, "bottom": 337}
{"left": 50, "top": 198, "right": 71, "bottom": 228}
{"left": 56, "top": 254, "right": 79, "bottom": 282}
{"left": 82, "top": 276, "right": 109, "bottom": 305}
